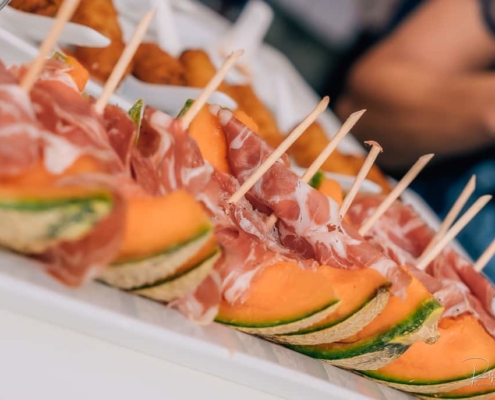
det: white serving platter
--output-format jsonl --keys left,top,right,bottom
{"left": 0, "top": 5, "right": 111, "bottom": 47}
{"left": 119, "top": 75, "right": 237, "bottom": 116}
{"left": 0, "top": 250, "right": 413, "bottom": 400}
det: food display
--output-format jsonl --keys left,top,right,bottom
{"left": 9, "top": 0, "right": 393, "bottom": 193}
{"left": 2, "top": 1, "right": 495, "bottom": 399}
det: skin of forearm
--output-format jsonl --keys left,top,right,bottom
{"left": 337, "top": 59, "right": 495, "bottom": 169}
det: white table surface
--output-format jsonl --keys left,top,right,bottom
{"left": 0, "top": 307, "right": 283, "bottom": 400}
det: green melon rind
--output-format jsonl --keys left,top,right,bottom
{"left": 364, "top": 362, "right": 495, "bottom": 394}
{"left": 234, "top": 300, "right": 342, "bottom": 336}
{"left": 267, "top": 286, "right": 390, "bottom": 345}
{"left": 0, "top": 195, "right": 113, "bottom": 254}
{"left": 132, "top": 250, "right": 220, "bottom": 302}
{"left": 98, "top": 227, "right": 212, "bottom": 290}
{"left": 288, "top": 297, "right": 443, "bottom": 371}
{"left": 215, "top": 296, "right": 341, "bottom": 336}
{"left": 418, "top": 389, "right": 495, "bottom": 400}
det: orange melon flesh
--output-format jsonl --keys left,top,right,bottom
{"left": 319, "top": 178, "right": 343, "bottom": 206}
{"left": 341, "top": 269, "right": 432, "bottom": 343}
{"left": 189, "top": 104, "right": 230, "bottom": 174}
{"left": 52, "top": 52, "right": 90, "bottom": 92}
{"left": 366, "top": 314, "right": 495, "bottom": 385}
{"left": 293, "top": 267, "right": 389, "bottom": 333}
{"left": 0, "top": 155, "right": 111, "bottom": 208}
{"left": 118, "top": 190, "right": 212, "bottom": 262}
{"left": 65, "top": 55, "right": 90, "bottom": 92}
{"left": 233, "top": 109, "right": 260, "bottom": 133}
{"left": 0, "top": 156, "right": 102, "bottom": 188}
{"left": 425, "top": 382, "right": 495, "bottom": 399}
{"left": 216, "top": 262, "right": 339, "bottom": 327}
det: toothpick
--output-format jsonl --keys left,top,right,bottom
{"left": 228, "top": 96, "right": 330, "bottom": 204}
{"left": 300, "top": 110, "right": 366, "bottom": 182}
{"left": 421, "top": 175, "right": 476, "bottom": 257}
{"left": 474, "top": 238, "right": 495, "bottom": 272}
{"left": 94, "top": 10, "right": 156, "bottom": 114}
{"left": 20, "top": 0, "right": 81, "bottom": 92}
{"left": 359, "top": 153, "right": 434, "bottom": 236}
{"left": 265, "top": 108, "right": 365, "bottom": 228}
{"left": 180, "top": 50, "right": 244, "bottom": 129}
{"left": 340, "top": 140, "right": 382, "bottom": 218}
{"left": 416, "top": 195, "right": 492, "bottom": 271}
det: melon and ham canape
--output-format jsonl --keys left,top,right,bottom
{"left": 191, "top": 107, "right": 443, "bottom": 370}
{"left": 5, "top": 30, "right": 495, "bottom": 400}
{"left": 173, "top": 100, "right": 393, "bottom": 342}
{"left": 0, "top": 54, "right": 223, "bottom": 303}
{"left": 347, "top": 195, "right": 495, "bottom": 397}
{"left": 131, "top": 100, "right": 343, "bottom": 333}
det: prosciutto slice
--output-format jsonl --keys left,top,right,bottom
{"left": 10, "top": 58, "right": 79, "bottom": 92}
{"left": 29, "top": 79, "right": 123, "bottom": 174}
{"left": 347, "top": 194, "right": 495, "bottom": 336}
{"left": 0, "top": 62, "right": 42, "bottom": 177}
{"left": 101, "top": 103, "right": 136, "bottom": 171}
{"left": 453, "top": 261, "right": 495, "bottom": 318}
{"left": 217, "top": 109, "right": 411, "bottom": 296}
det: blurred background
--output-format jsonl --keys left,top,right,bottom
{"left": 197, "top": 0, "right": 407, "bottom": 103}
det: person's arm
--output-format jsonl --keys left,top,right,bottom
{"left": 336, "top": 0, "right": 495, "bottom": 169}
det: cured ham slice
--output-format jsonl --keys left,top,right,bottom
{"left": 133, "top": 107, "right": 213, "bottom": 199}
{"left": 452, "top": 260, "right": 495, "bottom": 318}
{"left": 347, "top": 194, "right": 495, "bottom": 336}
{"left": 0, "top": 62, "right": 42, "bottom": 177}
{"left": 29, "top": 79, "right": 123, "bottom": 174}
{"left": 101, "top": 103, "right": 136, "bottom": 170}
{"left": 10, "top": 58, "right": 80, "bottom": 92}
{"left": 217, "top": 109, "right": 411, "bottom": 296}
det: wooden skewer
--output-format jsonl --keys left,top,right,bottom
{"left": 416, "top": 195, "right": 492, "bottom": 271}
{"left": 340, "top": 140, "right": 382, "bottom": 218}
{"left": 20, "top": 0, "right": 81, "bottom": 92}
{"left": 300, "top": 110, "right": 366, "bottom": 183}
{"left": 358, "top": 153, "right": 434, "bottom": 236}
{"left": 265, "top": 108, "right": 366, "bottom": 228}
{"left": 228, "top": 96, "right": 330, "bottom": 204}
{"left": 420, "top": 175, "right": 476, "bottom": 257}
{"left": 180, "top": 50, "right": 244, "bottom": 129}
{"left": 94, "top": 10, "right": 156, "bottom": 114}
{"left": 474, "top": 238, "right": 495, "bottom": 273}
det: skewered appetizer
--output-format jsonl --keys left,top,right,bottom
{"left": 3, "top": 2, "right": 495, "bottom": 399}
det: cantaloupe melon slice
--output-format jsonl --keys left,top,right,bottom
{"left": 132, "top": 250, "right": 221, "bottom": 302}
{"left": 0, "top": 185, "right": 113, "bottom": 254}
{"left": 99, "top": 190, "right": 218, "bottom": 294}
{"left": 182, "top": 101, "right": 230, "bottom": 174}
{"left": 362, "top": 314, "right": 495, "bottom": 394}
{"left": 268, "top": 268, "right": 390, "bottom": 345}
{"left": 216, "top": 262, "right": 341, "bottom": 335}
{"left": 288, "top": 271, "right": 443, "bottom": 370}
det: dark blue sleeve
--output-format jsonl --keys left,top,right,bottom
{"left": 480, "top": 0, "right": 495, "bottom": 37}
